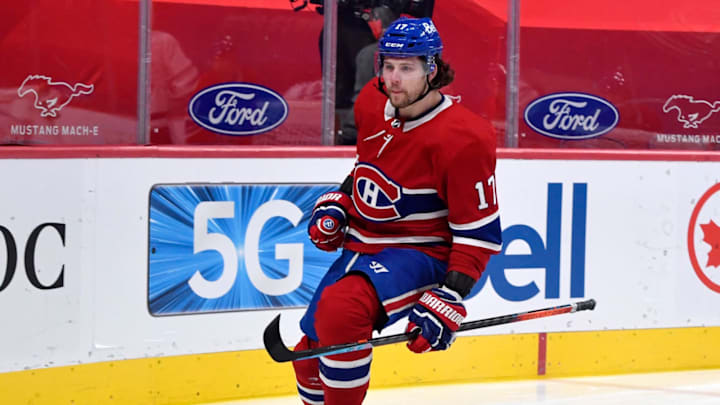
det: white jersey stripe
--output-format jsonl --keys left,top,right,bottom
{"left": 297, "top": 382, "right": 324, "bottom": 396}
{"left": 402, "top": 97, "right": 453, "bottom": 132}
{"left": 298, "top": 394, "right": 324, "bottom": 405}
{"left": 383, "top": 284, "right": 436, "bottom": 317}
{"left": 344, "top": 251, "right": 360, "bottom": 273}
{"left": 401, "top": 187, "right": 439, "bottom": 195}
{"left": 382, "top": 285, "right": 434, "bottom": 307}
{"left": 320, "top": 352, "right": 373, "bottom": 369}
{"left": 347, "top": 228, "right": 445, "bottom": 244}
{"left": 397, "top": 210, "right": 448, "bottom": 221}
{"left": 449, "top": 211, "right": 500, "bottom": 230}
{"left": 385, "top": 301, "right": 416, "bottom": 317}
{"left": 453, "top": 236, "right": 502, "bottom": 251}
{"left": 364, "top": 129, "right": 386, "bottom": 141}
{"left": 383, "top": 97, "right": 453, "bottom": 132}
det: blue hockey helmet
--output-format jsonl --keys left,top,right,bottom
{"left": 378, "top": 17, "right": 443, "bottom": 68}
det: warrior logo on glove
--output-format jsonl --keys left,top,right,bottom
{"left": 418, "top": 293, "right": 464, "bottom": 327}
{"left": 406, "top": 287, "right": 467, "bottom": 353}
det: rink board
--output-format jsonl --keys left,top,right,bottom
{"left": 0, "top": 147, "right": 720, "bottom": 404}
{"left": 1, "top": 327, "right": 719, "bottom": 404}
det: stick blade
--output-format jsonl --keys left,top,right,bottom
{"left": 263, "top": 314, "right": 297, "bottom": 363}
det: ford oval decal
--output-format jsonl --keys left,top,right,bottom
{"left": 188, "top": 82, "right": 288, "bottom": 136}
{"left": 524, "top": 92, "right": 619, "bottom": 139}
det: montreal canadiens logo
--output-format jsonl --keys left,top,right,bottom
{"left": 687, "top": 183, "right": 720, "bottom": 293}
{"left": 188, "top": 82, "right": 288, "bottom": 136}
{"left": 321, "top": 218, "right": 336, "bottom": 231}
{"left": 524, "top": 92, "right": 619, "bottom": 140}
{"left": 353, "top": 164, "right": 401, "bottom": 222}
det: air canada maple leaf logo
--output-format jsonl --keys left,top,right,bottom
{"left": 700, "top": 220, "right": 720, "bottom": 268}
{"left": 688, "top": 183, "right": 720, "bottom": 293}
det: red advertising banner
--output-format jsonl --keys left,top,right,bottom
{"left": 149, "top": 1, "right": 324, "bottom": 145}
{"left": 517, "top": 1, "right": 720, "bottom": 149}
{"left": 0, "top": 1, "right": 140, "bottom": 145}
{"left": 0, "top": 0, "right": 505, "bottom": 146}
{"left": 2, "top": 0, "right": 717, "bottom": 149}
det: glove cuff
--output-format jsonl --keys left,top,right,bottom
{"left": 443, "top": 271, "right": 476, "bottom": 299}
{"left": 438, "top": 286, "right": 463, "bottom": 302}
{"left": 314, "top": 191, "right": 352, "bottom": 211}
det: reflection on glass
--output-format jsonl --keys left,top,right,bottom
{"left": 517, "top": 1, "right": 720, "bottom": 150}
{"left": 0, "top": 0, "right": 139, "bottom": 145}
{"left": 150, "top": 30, "right": 200, "bottom": 144}
{"left": 150, "top": 1, "right": 324, "bottom": 145}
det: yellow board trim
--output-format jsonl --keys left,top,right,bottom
{"left": 371, "top": 333, "right": 539, "bottom": 387}
{"left": 546, "top": 327, "right": 720, "bottom": 376}
{"left": 1, "top": 327, "right": 719, "bottom": 404}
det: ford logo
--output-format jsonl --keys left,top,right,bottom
{"left": 524, "top": 92, "right": 619, "bottom": 139}
{"left": 188, "top": 82, "right": 288, "bottom": 136}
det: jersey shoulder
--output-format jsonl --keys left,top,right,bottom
{"left": 430, "top": 100, "right": 496, "bottom": 152}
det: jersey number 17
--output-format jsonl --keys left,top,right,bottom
{"left": 475, "top": 175, "right": 497, "bottom": 210}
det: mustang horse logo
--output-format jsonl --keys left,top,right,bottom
{"left": 662, "top": 95, "right": 720, "bottom": 129}
{"left": 17, "top": 74, "right": 94, "bottom": 117}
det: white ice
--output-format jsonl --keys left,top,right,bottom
{"left": 211, "top": 368, "right": 720, "bottom": 405}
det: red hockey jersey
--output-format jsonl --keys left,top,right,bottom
{"left": 343, "top": 81, "right": 502, "bottom": 282}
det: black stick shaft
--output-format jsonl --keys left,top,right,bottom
{"left": 264, "top": 299, "right": 596, "bottom": 362}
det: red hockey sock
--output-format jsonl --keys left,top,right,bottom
{"left": 293, "top": 335, "right": 324, "bottom": 405}
{"left": 314, "top": 274, "right": 381, "bottom": 405}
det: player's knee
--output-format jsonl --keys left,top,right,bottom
{"left": 315, "top": 274, "right": 380, "bottom": 344}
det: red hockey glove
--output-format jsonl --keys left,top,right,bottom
{"left": 406, "top": 287, "right": 466, "bottom": 353}
{"left": 307, "top": 191, "right": 352, "bottom": 252}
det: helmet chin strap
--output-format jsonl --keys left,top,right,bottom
{"left": 406, "top": 77, "right": 433, "bottom": 107}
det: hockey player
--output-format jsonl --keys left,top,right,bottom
{"left": 294, "top": 16, "right": 502, "bottom": 405}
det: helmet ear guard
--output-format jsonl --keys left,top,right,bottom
{"left": 425, "top": 55, "right": 437, "bottom": 73}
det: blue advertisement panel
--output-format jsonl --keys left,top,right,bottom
{"left": 468, "top": 183, "right": 588, "bottom": 302}
{"left": 148, "top": 183, "right": 339, "bottom": 316}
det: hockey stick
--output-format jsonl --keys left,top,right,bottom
{"left": 263, "top": 298, "right": 596, "bottom": 363}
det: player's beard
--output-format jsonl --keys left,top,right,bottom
{"left": 388, "top": 81, "right": 428, "bottom": 109}
{"left": 388, "top": 91, "right": 411, "bottom": 108}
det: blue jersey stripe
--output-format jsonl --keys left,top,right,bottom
{"left": 450, "top": 216, "right": 502, "bottom": 244}
{"left": 319, "top": 359, "right": 371, "bottom": 382}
